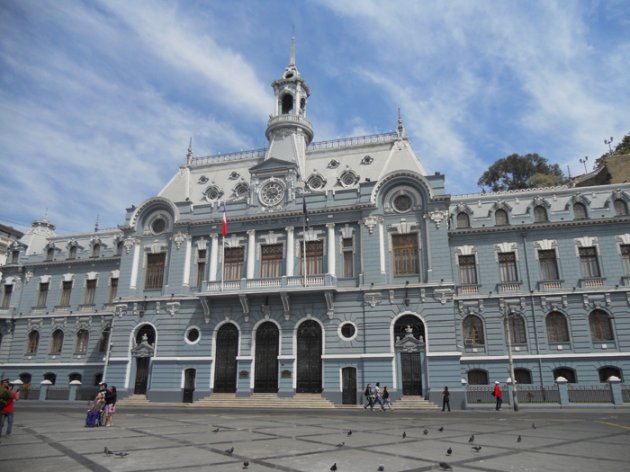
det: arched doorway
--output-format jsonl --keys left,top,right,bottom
{"left": 342, "top": 367, "right": 357, "bottom": 404}
{"left": 395, "top": 315, "right": 425, "bottom": 396}
{"left": 254, "top": 322, "right": 279, "bottom": 393}
{"left": 132, "top": 325, "right": 156, "bottom": 395}
{"left": 296, "top": 320, "right": 322, "bottom": 393}
{"left": 214, "top": 323, "right": 238, "bottom": 393}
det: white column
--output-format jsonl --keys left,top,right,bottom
{"left": 286, "top": 226, "right": 294, "bottom": 276}
{"left": 247, "top": 230, "right": 256, "bottom": 279}
{"left": 130, "top": 241, "right": 140, "bottom": 289}
{"left": 209, "top": 234, "right": 219, "bottom": 282}
{"left": 327, "top": 223, "right": 336, "bottom": 276}
{"left": 379, "top": 221, "right": 386, "bottom": 274}
{"left": 182, "top": 237, "right": 192, "bottom": 287}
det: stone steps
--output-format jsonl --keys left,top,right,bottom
{"left": 117, "top": 393, "right": 438, "bottom": 410}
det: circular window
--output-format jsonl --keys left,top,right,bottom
{"left": 234, "top": 182, "right": 249, "bottom": 198}
{"left": 185, "top": 327, "right": 200, "bottom": 344}
{"left": 204, "top": 185, "right": 223, "bottom": 201}
{"left": 393, "top": 194, "right": 412, "bottom": 212}
{"left": 151, "top": 217, "right": 166, "bottom": 234}
{"left": 340, "top": 170, "right": 359, "bottom": 187}
{"left": 339, "top": 322, "right": 357, "bottom": 341}
{"left": 260, "top": 180, "right": 285, "bottom": 207}
{"left": 307, "top": 174, "right": 326, "bottom": 191}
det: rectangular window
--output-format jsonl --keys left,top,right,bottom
{"left": 621, "top": 244, "right": 630, "bottom": 275}
{"left": 108, "top": 278, "right": 118, "bottom": 304}
{"left": 1, "top": 284, "right": 13, "bottom": 309}
{"left": 392, "top": 234, "right": 419, "bottom": 275}
{"left": 11, "top": 250, "right": 19, "bottom": 264}
{"left": 342, "top": 237, "right": 354, "bottom": 278}
{"left": 579, "top": 246, "right": 601, "bottom": 278}
{"left": 84, "top": 279, "right": 97, "bottom": 305}
{"left": 59, "top": 281, "right": 72, "bottom": 306}
{"left": 538, "top": 250, "right": 559, "bottom": 280}
{"left": 498, "top": 252, "right": 518, "bottom": 282}
{"left": 46, "top": 247, "right": 55, "bottom": 261}
{"left": 196, "top": 249, "right": 207, "bottom": 287}
{"left": 261, "top": 244, "right": 283, "bottom": 278}
{"left": 224, "top": 247, "right": 244, "bottom": 280}
{"left": 302, "top": 240, "right": 324, "bottom": 275}
{"left": 37, "top": 282, "right": 49, "bottom": 307}
{"left": 144, "top": 253, "right": 166, "bottom": 290}
{"left": 458, "top": 255, "right": 478, "bottom": 285}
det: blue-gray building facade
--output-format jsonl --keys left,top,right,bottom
{"left": 1, "top": 49, "right": 629, "bottom": 407}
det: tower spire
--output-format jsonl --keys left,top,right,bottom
{"left": 186, "top": 137, "right": 193, "bottom": 165}
{"left": 289, "top": 35, "right": 295, "bottom": 67}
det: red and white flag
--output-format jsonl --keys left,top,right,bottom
{"left": 221, "top": 204, "right": 228, "bottom": 237}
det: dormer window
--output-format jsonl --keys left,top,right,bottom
{"left": 46, "top": 247, "right": 55, "bottom": 261}
{"left": 457, "top": 212, "right": 470, "bottom": 229}
{"left": 495, "top": 209, "right": 509, "bottom": 226}
{"left": 91, "top": 244, "right": 101, "bottom": 258}
{"left": 614, "top": 199, "right": 628, "bottom": 216}
{"left": 534, "top": 205, "right": 548, "bottom": 223}
{"left": 573, "top": 202, "right": 587, "bottom": 220}
{"left": 68, "top": 245, "right": 77, "bottom": 260}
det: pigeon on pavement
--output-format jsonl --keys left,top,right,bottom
{"left": 225, "top": 447, "right": 234, "bottom": 455}
{"left": 472, "top": 446, "right": 482, "bottom": 453}
{"left": 446, "top": 447, "right": 452, "bottom": 456}
{"left": 336, "top": 442, "right": 345, "bottom": 447}
{"left": 402, "top": 432, "right": 407, "bottom": 439}
{"left": 347, "top": 430, "right": 352, "bottom": 436}
{"left": 517, "top": 435, "right": 522, "bottom": 442}
{"left": 468, "top": 434, "right": 475, "bottom": 443}
{"left": 377, "top": 465, "right": 385, "bottom": 471}
{"left": 439, "top": 462, "right": 452, "bottom": 470}
{"left": 104, "top": 447, "right": 114, "bottom": 455}
{"left": 212, "top": 427, "right": 220, "bottom": 433}
{"left": 243, "top": 461, "right": 249, "bottom": 469}
{"left": 115, "top": 452, "right": 128, "bottom": 457}
{"left": 423, "top": 429, "right": 429, "bottom": 435}
{"left": 438, "top": 426, "right": 444, "bottom": 432}
{"left": 330, "top": 463, "right": 338, "bottom": 471}
{"left": 532, "top": 423, "right": 536, "bottom": 429}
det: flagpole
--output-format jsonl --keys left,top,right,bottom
{"left": 221, "top": 235, "right": 225, "bottom": 292}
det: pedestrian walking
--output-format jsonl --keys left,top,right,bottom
{"left": 493, "top": 381, "right": 502, "bottom": 410}
{"left": 382, "top": 385, "right": 392, "bottom": 409}
{"left": 373, "top": 382, "right": 385, "bottom": 411}
{"left": 441, "top": 386, "right": 450, "bottom": 412}
{"left": 104, "top": 386, "right": 117, "bottom": 427}
{"left": 0, "top": 378, "right": 20, "bottom": 437}
{"left": 363, "top": 383, "right": 373, "bottom": 410}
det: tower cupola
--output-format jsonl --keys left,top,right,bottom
{"left": 265, "top": 37, "right": 313, "bottom": 180}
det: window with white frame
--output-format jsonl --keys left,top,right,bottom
{"left": 498, "top": 252, "right": 519, "bottom": 283}
{"left": 59, "top": 280, "right": 72, "bottom": 306}
{"left": 579, "top": 246, "right": 601, "bottom": 278}
{"left": 621, "top": 244, "right": 630, "bottom": 275}
{"left": 84, "top": 279, "right": 96, "bottom": 305}
{"left": 261, "top": 244, "right": 283, "bottom": 278}
{"left": 392, "top": 234, "right": 419, "bottom": 275}
{"left": 538, "top": 249, "right": 559, "bottom": 280}
{"left": 196, "top": 248, "right": 207, "bottom": 287}
{"left": 458, "top": 255, "right": 478, "bottom": 285}
{"left": 224, "top": 247, "right": 244, "bottom": 281}
{"left": 342, "top": 237, "right": 354, "bottom": 278}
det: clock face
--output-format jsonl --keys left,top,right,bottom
{"left": 259, "top": 180, "right": 285, "bottom": 206}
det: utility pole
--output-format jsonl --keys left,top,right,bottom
{"left": 504, "top": 313, "right": 519, "bottom": 411}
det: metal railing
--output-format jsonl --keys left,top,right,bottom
{"left": 308, "top": 132, "right": 398, "bottom": 152}
{"left": 516, "top": 385, "right": 559, "bottom": 403}
{"left": 466, "top": 385, "right": 509, "bottom": 405}
{"left": 568, "top": 384, "right": 613, "bottom": 403}
{"left": 622, "top": 386, "right": 630, "bottom": 403}
{"left": 46, "top": 388, "right": 70, "bottom": 400}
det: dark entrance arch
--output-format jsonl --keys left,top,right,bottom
{"left": 342, "top": 367, "right": 357, "bottom": 404}
{"left": 296, "top": 320, "right": 322, "bottom": 393}
{"left": 214, "top": 323, "right": 238, "bottom": 393}
{"left": 254, "top": 322, "right": 279, "bottom": 393}
{"left": 395, "top": 315, "right": 425, "bottom": 396}
{"left": 133, "top": 324, "right": 156, "bottom": 395}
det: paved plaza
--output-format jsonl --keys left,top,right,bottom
{"left": 1, "top": 404, "right": 629, "bottom": 471}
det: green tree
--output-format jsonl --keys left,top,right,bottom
{"left": 477, "top": 153, "right": 565, "bottom": 192}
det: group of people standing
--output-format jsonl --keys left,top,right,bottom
{"left": 363, "top": 382, "right": 392, "bottom": 411}
{"left": 90, "top": 382, "right": 117, "bottom": 427}
{"left": 0, "top": 378, "right": 19, "bottom": 438}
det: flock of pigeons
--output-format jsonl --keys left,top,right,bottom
{"left": 103, "top": 421, "right": 538, "bottom": 470}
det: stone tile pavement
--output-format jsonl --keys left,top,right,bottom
{"left": 1, "top": 404, "right": 629, "bottom": 471}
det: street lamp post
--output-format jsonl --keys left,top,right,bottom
{"left": 579, "top": 156, "right": 589, "bottom": 174}
{"left": 604, "top": 137, "right": 614, "bottom": 154}
{"left": 503, "top": 312, "right": 519, "bottom": 412}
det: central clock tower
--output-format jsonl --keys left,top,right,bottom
{"left": 264, "top": 37, "right": 313, "bottom": 181}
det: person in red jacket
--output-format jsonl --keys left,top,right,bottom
{"left": 0, "top": 379, "right": 20, "bottom": 437}
{"left": 493, "top": 381, "right": 502, "bottom": 411}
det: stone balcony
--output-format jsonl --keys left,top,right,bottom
{"left": 200, "top": 274, "right": 337, "bottom": 296}
{"left": 538, "top": 280, "right": 563, "bottom": 291}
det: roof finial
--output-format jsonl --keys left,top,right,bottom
{"left": 289, "top": 35, "right": 296, "bottom": 67}
{"left": 94, "top": 214, "right": 100, "bottom": 232}
{"left": 397, "top": 108, "right": 406, "bottom": 139}
{"left": 186, "top": 137, "right": 193, "bottom": 165}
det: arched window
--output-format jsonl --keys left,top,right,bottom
{"left": 19, "top": 373, "right": 32, "bottom": 385}
{"left": 43, "top": 372, "right": 57, "bottom": 385}
{"left": 68, "top": 245, "right": 77, "bottom": 259}
{"left": 495, "top": 209, "right": 509, "bottom": 226}
{"left": 533, "top": 205, "right": 548, "bottom": 223}
{"left": 281, "top": 94, "right": 294, "bottom": 114}
{"left": 98, "top": 325, "right": 111, "bottom": 353}
{"left": 507, "top": 313, "right": 527, "bottom": 345}
{"left": 75, "top": 329, "right": 89, "bottom": 354}
{"left": 589, "top": 310, "right": 614, "bottom": 342}
{"left": 26, "top": 330, "right": 39, "bottom": 354}
{"left": 467, "top": 369, "right": 488, "bottom": 385}
{"left": 457, "top": 212, "right": 470, "bottom": 229}
{"left": 514, "top": 368, "right": 532, "bottom": 384}
{"left": 598, "top": 366, "right": 622, "bottom": 383}
{"left": 553, "top": 367, "right": 576, "bottom": 383}
{"left": 50, "top": 329, "right": 64, "bottom": 354}
{"left": 546, "top": 311, "right": 569, "bottom": 343}
{"left": 462, "top": 315, "right": 485, "bottom": 347}
{"left": 69, "top": 372, "right": 82, "bottom": 382}
{"left": 613, "top": 199, "right": 628, "bottom": 216}
{"left": 573, "top": 202, "right": 587, "bottom": 220}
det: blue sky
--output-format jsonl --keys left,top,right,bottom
{"left": 1, "top": 0, "right": 629, "bottom": 234}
